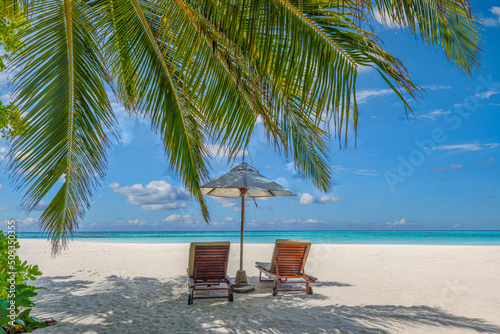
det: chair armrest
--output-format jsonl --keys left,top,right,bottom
{"left": 226, "top": 275, "right": 236, "bottom": 287}
{"left": 304, "top": 273, "right": 318, "bottom": 282}
{"left": 256, "top": 266, "right": 280, "bottom": 280}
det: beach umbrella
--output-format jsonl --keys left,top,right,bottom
{"left": 200, "top": 162, "right": 296, "bottom": 288}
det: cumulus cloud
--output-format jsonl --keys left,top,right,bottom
{"left": 211, "top": 196, "right": 238, "bottom": 207}
{"left": 279, "top": 218, "right": 326, "bottom": 225}
{"left": 481, "top": 7, "right": 500, "bottom": 27}
{"left": 431, "top": 164, "right": 463, "bottom": 172}
{"left": 0, "top": 217, "right": 37, "bottom": 227}
{"left": 110, "top": 180, "right": 191, "bottom": 210}
{"left": 386, "top": 218, "right": 419, "bottom": 227}
{"left": 162, "top": 214, "right": 200, "bottom": 226}
{"left": 248, "top": 217, "right": 327, "bottom": 226}
{"left": 206, "top": 144, "right": 244, "bottom": 159}
{"left": 299, "top": 193, "right": 316, "bottom": 205}
{"left": 299, "top": 193, "right": 343, "bottom": 205}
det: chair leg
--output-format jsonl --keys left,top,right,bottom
{"left": 259, "top": 271, "right": 262, "bottom": 282}
{"left": 306, "top": 282, "right": 309, "bottom": 295}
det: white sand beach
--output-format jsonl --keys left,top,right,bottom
{"left": 18, "top": 240, "right": 500, "bottom": 334}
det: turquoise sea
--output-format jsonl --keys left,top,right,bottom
{"left": 16, "top": 230, "right": 500, "bottom": 245}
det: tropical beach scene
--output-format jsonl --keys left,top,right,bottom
{"left": 0, "top": 1, "right": 499, "bottom": 333}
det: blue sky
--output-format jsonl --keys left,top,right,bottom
{"left": 1, "top": 1, "right": 499, "bottom": 232}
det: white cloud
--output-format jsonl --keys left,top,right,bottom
{"left": 140, "top": 203, "right": 187, "bottom": 210}
{"left": 357, "top": 89, "right": 394, "bottom": 104}
{"left": 357, "top": 85, "right": 452, "bottom": 104}
{"left": 318, "top": 195, "right": 343, "bottom": 204}
{"left": 481, "top": 7, "right": 500, "bottom": 27}
{"left": 211, "top": 196, "right": 238, "bottom": 207}
{"left": 0, "top": 146, "right": 7, "bottom": 160}
{"left": 273, "top": 177, "right": 289, "bottom": 189}
{"left": 299, "top": 193, "right": 316, "bottom": 205}
{"left": 433, "top": 143, "right": 500, "bottom": 151}
{"left": 279, "top": 218, "right": 326, "bottom": 225}
{"left": 386, "top": 218, "right": 418, "bottom": 227}
{"left": 357, "top": 66, "right": 373, "bottom": 74}
{"left": 332, "top": 165, "right": 378, "bottom": 176}
{"left": 472, "top": 158, "right": 495, "bottom": 166}
{"left": 420, "top": 109, "right": 452, "bottom": 120}
{"left": 422, "top": 85, "right": 453, "bottom": 90}
{"left": 112, "top": 218, "right": 147, "bottom": 226}
{"left": 1, "top": 217, "right": 37, "bottom": 227}
{"left": 372, "top": 9, "right": 406, "bottom": 28}
{"left": 475, "top": 90, "right": 500, "bottom": 99}
{"left": 162, "top": 214, "right": 199, "bottom": 226}
{"left": 19, "top": 201, "right": 48, "bottom": 211}
{"left": 299, "top": 193, "right": 343, "bottom": 205}
{"left": 248, "top": 217, "right": 327, "bottom": 226}
{"left": 110, "top": 180, "right": 191, "bottom": 210}
{"left": 111, "top": 102, "right": 138, "bottom": 146}
{"left": 206, "top": 144, "right": 244, "bottom": 159}
{"left": 432, "top": 164, "right": 463, "bottom": 172}
{"left": 0, "top": 184, "right": 3, "bottom": 190}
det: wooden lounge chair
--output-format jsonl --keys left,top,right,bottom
{"left": 187, "top": 241, "right": 235, "bottom": 305}
{"left": 255, "top": 239, "right": 317, "bottom": 296}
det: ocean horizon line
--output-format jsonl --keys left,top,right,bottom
{"left": 13, "top": 229, "right": 500, "bottom": 233}
{"left": 14, "top": 230, "right": 500, "bottom": 246}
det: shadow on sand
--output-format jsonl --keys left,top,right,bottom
{"left": 32, "top": 275, "right": 500, "bottom": 334}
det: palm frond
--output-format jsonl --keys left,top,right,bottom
{"left": 8, "top": 0, "right": 116, "bottom": 254}
{"left": 370, "top": 0, "right": 481, "bottom": 74}
{"left": 96, "top": 0, "right": 213, "bottom": 220}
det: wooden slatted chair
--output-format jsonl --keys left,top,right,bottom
{"left": 187, "top": 241, "right": 235, "bottom": 305}
{"left": 256, "top": 240, "right": 317, "bottom": 296}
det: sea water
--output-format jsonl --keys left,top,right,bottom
{"left": 16, "top": 230, "right": 500, "bottom": 245}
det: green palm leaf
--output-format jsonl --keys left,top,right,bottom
{"left": 8, "top": 0, "right": 116, "bottom": 254}
{"left": 2, "top": 0, "right": 482, "bottom": 252}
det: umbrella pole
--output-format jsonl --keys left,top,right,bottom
{"left": 240, "top": 189, "right": 246, "bottom": 271}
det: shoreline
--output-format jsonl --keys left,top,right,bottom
{"left": 17, "top": 239, "right": 500, "bottom": 333}
{"left": 17, "top": 238, "right": 500, "bottom": 246}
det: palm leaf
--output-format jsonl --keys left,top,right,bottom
{"left": 8, "top": 0, "right": 116, "bottom": 254}
{"left": 95, "top": 0, "right": 214, "bottom": 220}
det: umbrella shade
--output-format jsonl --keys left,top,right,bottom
{"left": 200, "top": 163, "right": 295, "bottom": 198}
{"left": 200, "top": 162, "right": 296, "bottom": 278}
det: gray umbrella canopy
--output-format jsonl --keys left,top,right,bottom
{"left": 200, "top": 162, "right": 296, "bottom": 284}
{"left": 200, "top": 163, "right": 295, "bottom": 198}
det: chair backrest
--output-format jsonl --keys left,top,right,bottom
{"left": 270, "top": 240, "right": 311, "bottom": 277}
{"left": 188, "top": 242, "right": 230, "bottom": 281}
